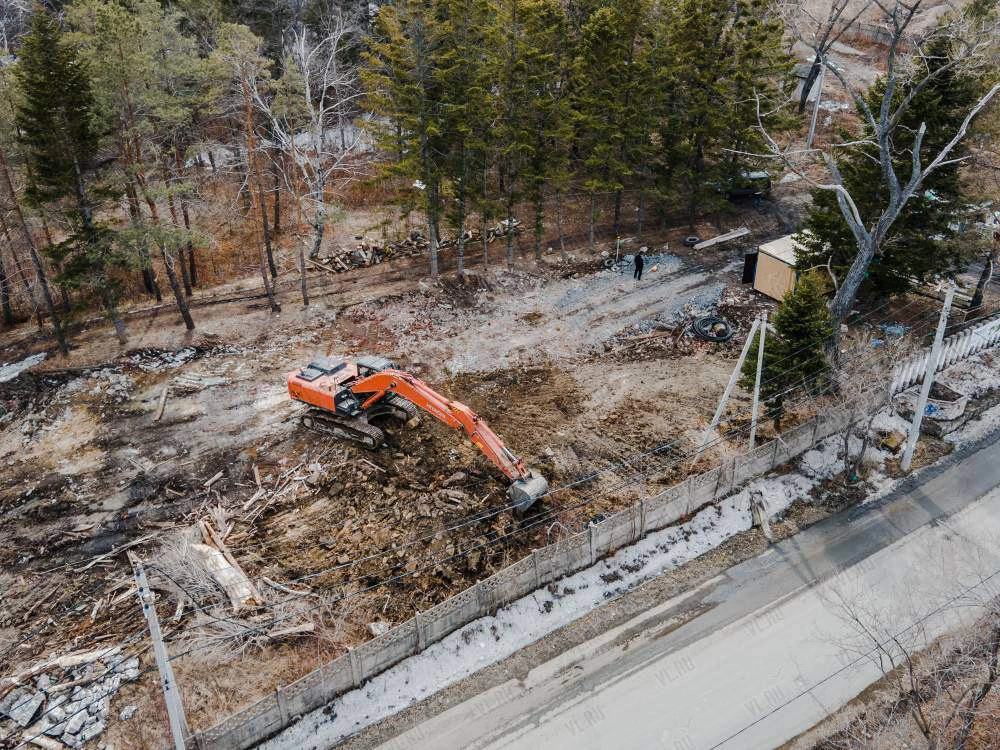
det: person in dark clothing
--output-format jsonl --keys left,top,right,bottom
{"left": 633, "top": 251, "right": 644, "bottom": 281}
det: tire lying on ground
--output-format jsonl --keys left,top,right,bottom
{"left": 692, "top": 315, "right": 734, "bottom": 342}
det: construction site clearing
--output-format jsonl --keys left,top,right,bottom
{"left": 0, "top": 216, "right": 941, "bottom": 748}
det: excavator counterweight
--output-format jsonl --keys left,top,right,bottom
{"left": 286, "top": 356, "right": 548, "bottom": 512}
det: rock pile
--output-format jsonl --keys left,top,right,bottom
{"left": 0, "top": 650, "right": 141, "bottom": 749}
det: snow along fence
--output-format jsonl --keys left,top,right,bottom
{"left": 192, "top": 315, "right": 1000, "bottom": 750}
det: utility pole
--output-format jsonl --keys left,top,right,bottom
{"left": 749, "top": 311, "right": 767, "bottom": 451}
{"left": 129, "top": 552, "right": 189, "bottom": 750}
{"left": 901, "top": 286, "right": 955, "bottom": 472}
{"left": 692, "top": 316, "right": 761, "bottom": 467}
{"left": 806, "top": 58, "right": 826, "bottom": 150}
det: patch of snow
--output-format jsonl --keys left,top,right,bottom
{"left": 946, "top": 401, "right": 1000, "bottom": 446}
{"left": 0, "top": 352, "right": 47, "bottom": 383}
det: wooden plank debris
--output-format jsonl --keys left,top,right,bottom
{"left": 203, "top": 471, "right": 224, "bottom": 489}
{"left": 693, "top": 226, "right": 750, "bottom": 250}
{"left": 153, "top": 386, "right": 168, "bottom": 421}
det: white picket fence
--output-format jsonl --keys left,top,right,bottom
{"left": 890, "top": 314, "right": 1000, "bottom": 394}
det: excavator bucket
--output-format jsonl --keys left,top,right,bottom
{"left": 508, "top": 470, "right": 548, "bottom": 514}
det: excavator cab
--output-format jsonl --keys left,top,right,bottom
{"left": 287, "top": 355, "right": 548, "bottom": 512}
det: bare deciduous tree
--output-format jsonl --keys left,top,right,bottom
{"left": 829, "top": 332, "right": 914, "bottom": 483}
{"left": 760, "top": 2, "right": 1000, "bottom": 324}
{"left": 817, "top": 535, "right": 1000, "bottom": 749}
{"left": 252, "top": 12, "right": 367, "bottom": 306}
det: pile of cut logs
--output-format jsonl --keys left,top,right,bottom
{"left": 312, "top": 220, "right": 522, "bottom": 274}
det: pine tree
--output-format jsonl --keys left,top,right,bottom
{"left": 798, "top": 37, "right": 982, "bottom": 301}
{"left": 741, "top": 273, "right": 833, "bottom": 428}
{"left": 364, "top": 0, "right": 449, "bottom": 277}
{"left": 520, "top": 0, "right": 573, "bottom": 261}
{"left": 573, "top": 0, "right": 651, "bottom": 249}
{"left": 15, "top": 9, "right": 128, "bottom": 345}
{"left": 489, "top": 0, "right": 573, "bottom": 268}
{"left": 651, "top": 0, "right": 791, "bottom": 226}
{"left": 437, "top": 0, "right": 490, "bottom": 275}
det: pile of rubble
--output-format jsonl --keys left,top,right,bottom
{"left": 0, "top": 647, "right": 140, "bottom": 749}
{"left": 315, "top": 220, "right": 522, "bottom": 274}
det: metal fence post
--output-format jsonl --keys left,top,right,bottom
{"left": 686, "top": 474, "right": 695, "bottom": 514}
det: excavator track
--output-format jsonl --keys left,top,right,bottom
{"left": 384, "top": 394, "right": 420, "bottom": 422}
{"left": 300, "top": 410, "right": 385, "bottom": 448}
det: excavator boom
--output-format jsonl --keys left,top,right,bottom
{"left": 287, "top": 356, "right": 548, "bottom": 511}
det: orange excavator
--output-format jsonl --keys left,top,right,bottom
{"left": 286, "top": 355, "right": 548, "bottom": 512}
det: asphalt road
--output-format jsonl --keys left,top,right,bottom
{"left": 376, "top": 432, "right": 1000, "bottom": 750}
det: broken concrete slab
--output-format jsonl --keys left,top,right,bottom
{"left": 1, "top": 688, "right": 45, "bottom": 727}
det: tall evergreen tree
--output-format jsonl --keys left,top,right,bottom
{"left": 437, "top": 0, "right": 490, "bottom": 275}
{"left": 364, "top": 0, "right": 449, "bottom": 277}
{"left": 573, "top": 0, "right": 651, "bottom": 249}
{"left": 520, "top": 0, "right": 573, "bottom": 261}
{"left": 652, "top": 0, "right": 791, "bottom": 226}
{"left": 797, "top": 37, "right": 983, "bottom": 301}
{"left": 15, "top": 8, "right": 129, "bottom": 344}
{"left": 489, "top": 0, "right": 573, "bottom": 268}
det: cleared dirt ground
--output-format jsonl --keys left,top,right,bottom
{"left": 0, "top": 204, "right": 786, "bottom": 743}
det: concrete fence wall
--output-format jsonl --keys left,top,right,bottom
{"left": 193, "top": 315, "right": 1000, "bottom": 750}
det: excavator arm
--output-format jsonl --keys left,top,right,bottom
{"left": 349, "top": 369, "right": 548, "bottom": 510}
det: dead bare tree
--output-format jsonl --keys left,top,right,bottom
{"left": 252, "top": 13, "right": 367, "bottom": 306}
{"left": 817, "top": 540, "right": 1000, "bottom": 750}
{"left": 0, "top": 0, "right": 30, "bottom": 53}
{"left": 828, "top": 332, "right": 913, "bottom": 483}
{"left": 758, "top": 2, "right": 1000, "bottom": 324}
{"left": 785, "top": 0, "right": 874, "bottom": 114}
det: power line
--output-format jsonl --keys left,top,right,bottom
{"left": 706, "top": 565, "right": 1000, "bottom": 749}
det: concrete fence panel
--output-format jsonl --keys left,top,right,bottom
{"left": 594, "top": 506, "right": 642, "bottom": 556}
{"left": 419, "top": 582, "right": 482, "bottom": 645}
{"left": 691, "top": 467, "right": 720, "bottom": 509}
{"left": 533, "top": 543, "right": 562, "bottom": 587}
{"left": 481, "top": 556, "right": 536, "bottom": 613}
{"left": 196, "top": 693, "right": 284, "bottom": 750}
{"left": 356, "top": 620, "right": 419, "bottom": 682}
{"left": 713, "top": 456, "right": 738, "bottom": 499}
{"left": 643, "top": 484, "right": 686, "bottom": 530}
{"left": 746, "top": 441, "right": 777, "bottom": 478}
{"left": 557, "top": 531, "right": 592, "bottom": 573}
